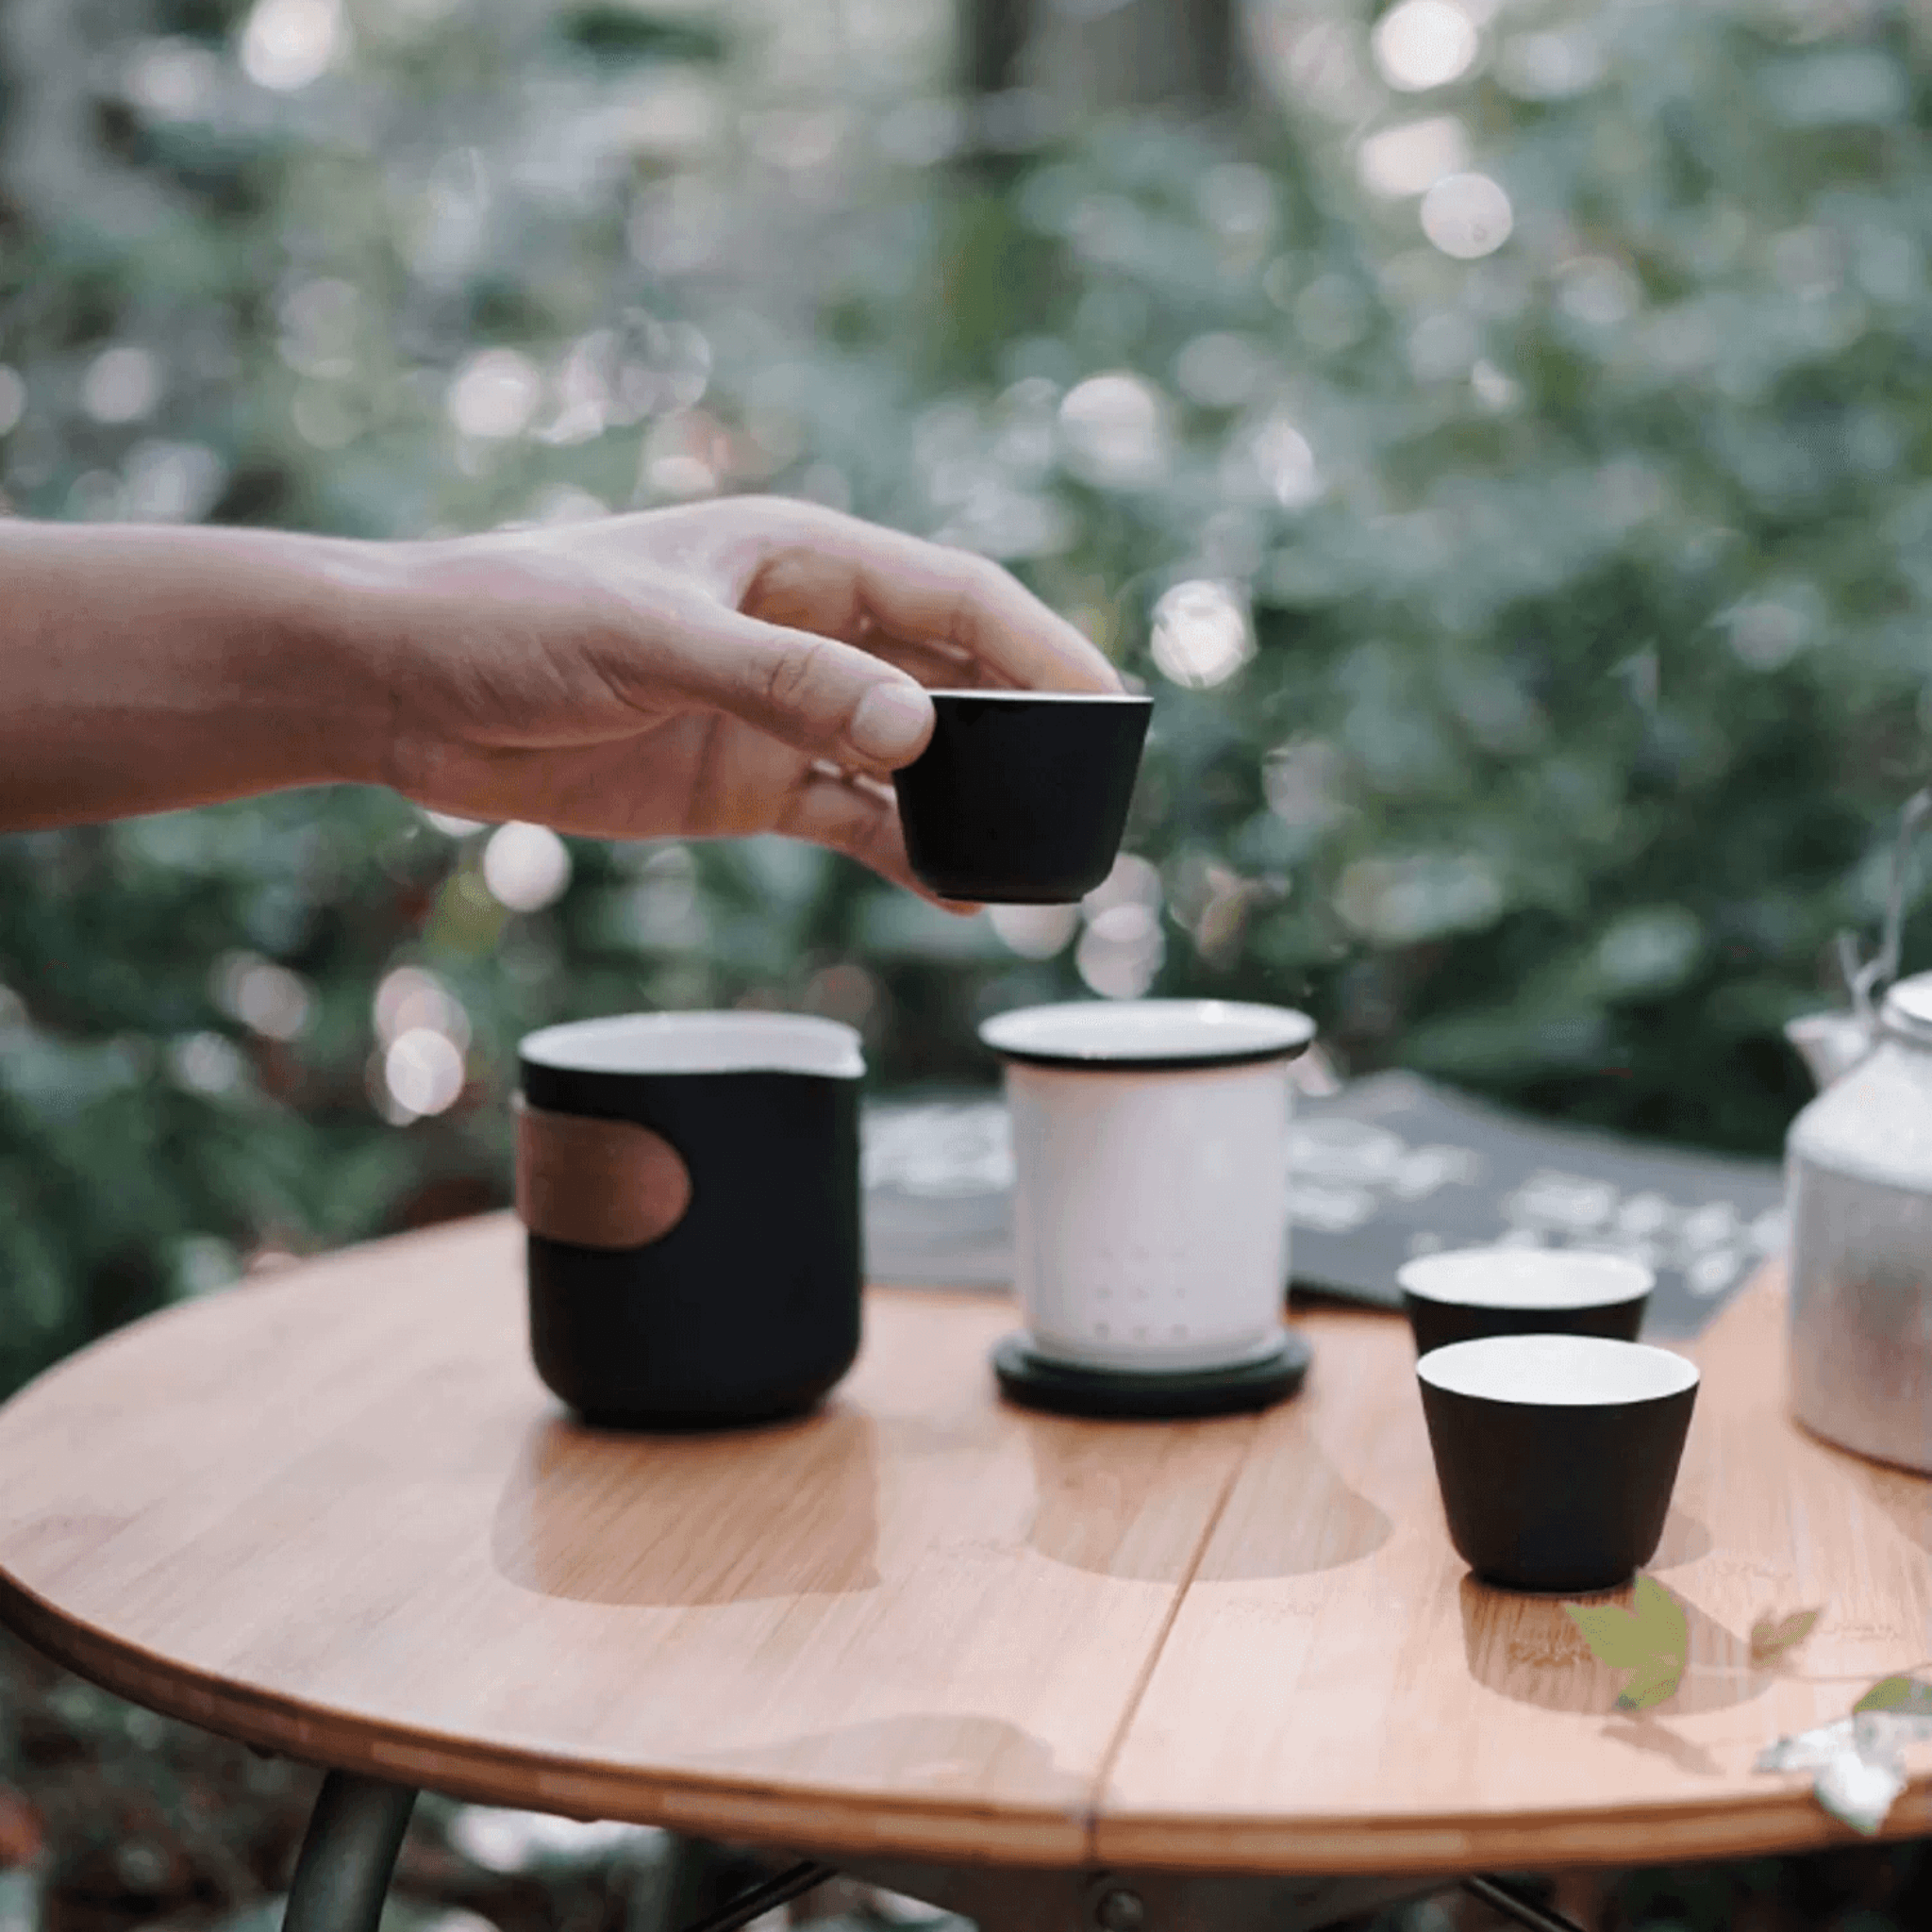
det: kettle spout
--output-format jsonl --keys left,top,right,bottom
{"left": 1785, "top": 1010, "right": 1875, "bottom": 1091}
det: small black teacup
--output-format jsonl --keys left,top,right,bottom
{"left": 892, "top": 689, "right": 1152, "bottom": 904}
{"left": 516, "top": 1011, "right": 863, "bottom": 1428}
{"left": 1398, "top": 1246, "right": 1653, "bottom": 1357}
{"left": 1418, "top": 1333, "right": 1699, "bottom": 1594}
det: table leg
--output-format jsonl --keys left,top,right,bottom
{"left": 281, "top": 1771, "right": 419, "bottom": 1932}
{"left": 1461, "top": 1874, "right": 1587, "bottom": 1932}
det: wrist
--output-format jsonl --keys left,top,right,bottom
{"left": 319, "top": 533, "right": 488, "bottom": 803}
{"left": 285, "top": 532, "right": 424, "bottom": 792}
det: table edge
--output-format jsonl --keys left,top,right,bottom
{"left": 1086, "top": 1780, "right": 1932, "bottom": 1874}
{"left": 0, "top": 1558, "right": 1086, "bottom": 1868}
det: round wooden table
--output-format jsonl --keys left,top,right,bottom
{"left": 1, "top": 1215, "right": 1927, "bottom": 1932}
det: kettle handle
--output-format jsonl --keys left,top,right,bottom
{"left": 1845, "top": 785, "right": 1932, "bottom": 1023}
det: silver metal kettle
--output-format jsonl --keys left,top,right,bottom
{"left": 1784, "top": 790, "right": 1932, "bottom": 1474}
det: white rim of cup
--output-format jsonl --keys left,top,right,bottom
{"left": 1417, "top": 1332, "right": 1699, "bottom": 1407}
{"left": 1396, "top": 1246, "right": 1654, "bottom": 1311}
{"left": 520, "top": 1011, "right": 864, "bottom": 1079}
{"left": 925, "top": 689, "right": 1152, "bottom": 704}
{"left": 978, "top": 998, "right": 1315, "bottom": 1073}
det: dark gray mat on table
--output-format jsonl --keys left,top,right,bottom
{"left": 861, "top": 1072, "right": 1786, "bottom": 1340}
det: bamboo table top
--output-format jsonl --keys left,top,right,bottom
{"left": 0, "top": 1212, "right": 1927, "bottom": 1874}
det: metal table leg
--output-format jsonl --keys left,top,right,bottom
{"left": 1462, "top": 1874, "right": 1588, "bottom": 1932}
{"left": 282, "top": 1771, "right": 419, "bottom": 1932}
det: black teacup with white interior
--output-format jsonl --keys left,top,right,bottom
{"left": 1418, "top": 1332, "right": 1699, "bottom": 1593}
{"left": 1397, "top": 1246, "right": 1653, "bottom": 1357}
{"left": 515, "top": 1011, "right": 863, "bottom": 1428}
{"left": 892, "top": 689, "right": 1153, "bottom": 904}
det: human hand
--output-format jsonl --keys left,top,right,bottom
{"left": 355, "top": 496, "right": 1123, "bottom": 897}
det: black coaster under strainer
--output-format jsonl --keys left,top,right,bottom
{"left": 991, "top": 1328, "right": 1310, "bottom": 1421}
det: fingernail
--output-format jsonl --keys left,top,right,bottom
{"left": 847, "top": 682, "right": 933, "bottom": 763}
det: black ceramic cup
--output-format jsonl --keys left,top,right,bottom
{"left": 515, "top": 1011, "right": 864, "bottom": 1428}
{"left": 1418, "top": 1333, "right": 1699, "bottom": 1593}
{"left": 892, "top": 690, "right": 1153, "bottom": 903}
{"left": 1397, "top": 1246, "right": 1653, "bottom": 1357}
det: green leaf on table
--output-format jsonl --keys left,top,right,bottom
{"left": 1616, "top": 1653, "right": 1686, "bottom": 1711}
{"left": 1633, "top": 1574, "right": 1688, "bottom": 1653}
{"left": 1564, "top": 1574, "right": 1690, "bottom": 1708}
{"left": 1750, "top": 1607, "right": 1821, "bottom": 1668}
{"left": 1852, "top": 1674, "right": 1932, "bottom": 1715}
{"left": 1564, "top": 1600, "right": 1656, "bottom": 1667}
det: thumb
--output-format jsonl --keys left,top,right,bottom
{"left": 674, "top": 605, "right": 936, "bottom": 771}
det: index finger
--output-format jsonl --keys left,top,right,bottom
{"left": 791, "top": 514, "right": 1124, "bottom": 694}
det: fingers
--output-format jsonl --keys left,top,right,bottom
{"left": 668, "top": 603, "right": 939, "bottom": 773}
{"left": 859, "top": 631, "right": 1021, "bottom": 691}
{"left": 781, "top": 763, "right": 980, "bottom": 912}
{"left": 743, "top": 511, "right": 1123, "bottom": 695}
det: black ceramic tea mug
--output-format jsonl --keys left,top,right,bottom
{"left": 892, "top": 690, "right": 1153, "bottom": 903}
{"left": 515, "top": 1011, "right": 864, "bottom": 1428}
{"left": 1398, "top": 1246, "right": 1653, "bottom": 1357}
{"left": 1418, "top": 1332, "right": 1699, "bottom": 1593}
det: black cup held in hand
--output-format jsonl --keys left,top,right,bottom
{"left": 892, "top": 690, "right": 1153, "bottom": 904}
{"left": 515, "top": 1011, "right": 864, "bottom": 1429}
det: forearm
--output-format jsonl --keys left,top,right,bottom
{"left": 0, "top": 521, "right": 396, "bottom": 828}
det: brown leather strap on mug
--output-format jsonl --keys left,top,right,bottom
{"left": 513, "top": 1095, "right": 692, "bottom": 1250}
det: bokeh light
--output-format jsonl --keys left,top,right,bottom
{"left": 640, "top": 409, "right": 728, "bottom": 500}
{"left": 81, "top": 347, "right": 161, "bottom": 425}
{"left": 374, "top": 966, "right": 471, "bottom": 1051}
{"left": 988, "top": 904, "right": 1079, "bottom": 958}
{"left": 1421, "top": 173, "right": 1514, "bottom": 258}
{"left": 213, "top": 952, "right": 311, "bottom": 1041}
{"left": 1076, "top": 905, "right": 1163, "bottom": 999}
{"left": 1372, "top": 0, "right": 1481, "bottom": 92}
{"left": 383, "top": 1027, "right": 466, "bottom": 1119}
{"left": 169, "top": 1032, "right": 246, "bottom": 1096}
{"left": 1243, "top": 414, "right": 1323, "bottom": 508}
{"left": 1357, "top": 117, "right": 1468, "bottom": 198}
{"left": 447, "top": 350, "right": 542, "bottom": 441}
{"left": 125, "top": 39, "right": 225, "bottom": 120}
{"left": 1471, "top": 358, "right": 1521, "bottom": 408}
{"left": 1074, "top": 855, "right": 1166, "bottom": 1000}
{"left": 482, "top": 823, "right": 572, "bottom": 912}
{"left": 1058, "top": 373, "right": 1169, "bottom": 489}
{"left": 1151, "top": 580, "right": 1253, "bottom": 690}
{"left": 241, "top": 0, "right": 343, "bottom": 92}
{"left": 445, "top": 1811, "right": 648, "bottom": 1876}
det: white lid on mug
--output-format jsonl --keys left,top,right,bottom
{"left": 980, "top": 998, "right": 1314, "bottom": 1072}
{"left": 521, "top": 1010, "right": 864, "bottom": 1079}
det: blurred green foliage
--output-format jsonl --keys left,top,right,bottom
{"left": 3, "top": 0, "right": 1931, "bottom": 1391}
